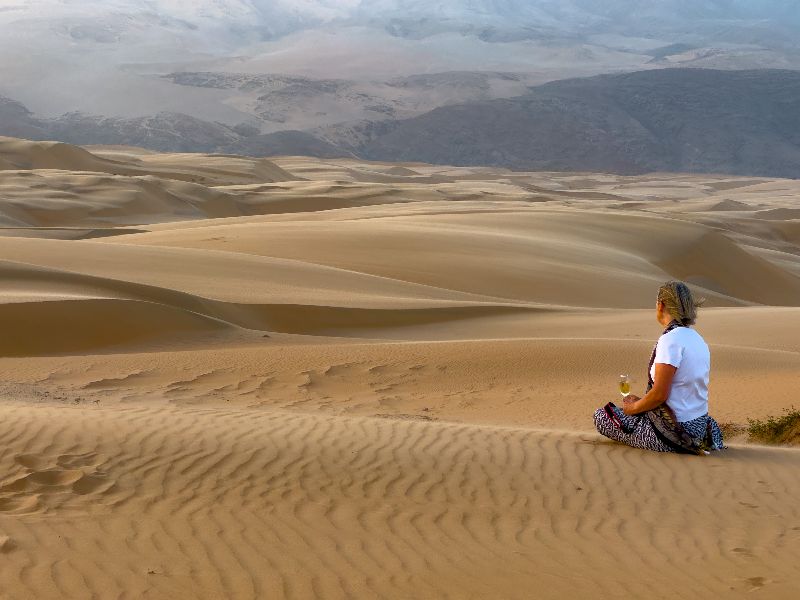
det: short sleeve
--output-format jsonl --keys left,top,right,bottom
{"left": 654, "top": 334, "right": 684, "bottom": 368}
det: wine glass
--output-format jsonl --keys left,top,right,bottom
{"left": 619, "top": 374, "right": 631, "bottom": 397}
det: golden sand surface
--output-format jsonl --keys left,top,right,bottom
{"left": 1, "top": 136, "right": 799, "bottom": 598}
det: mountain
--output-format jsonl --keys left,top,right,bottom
{"left": 357, "top": 68, "right": 800, "bottom": 178}
{"left": 1, "top": 1, "right": 799, "bottom": 123}
{"left": 353, "top": 1, "right": 800, "bottom": 43}
{"left": 5, "top": 69, "right": 800, "bottom": 179}
{"left": 162, "top": 71, "right": 539, "bottom": 132}
{"left": 0, "top": 96, "right": 351, "bottom": 158}
{"left": 0, "top": 97, "right": 47, "bottom": 140}
{"left": 7, "top": 2, "right": 798, "bottom": 43}
{"left": 3, "top": 3, "right": 800, "bottom": 177}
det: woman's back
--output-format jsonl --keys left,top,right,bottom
{"left": 651, "top": 327, "right": 710, "bottom": 422}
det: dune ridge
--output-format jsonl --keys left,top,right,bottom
{"left": 0, "top": 137, "right": 297, "bottom": 184}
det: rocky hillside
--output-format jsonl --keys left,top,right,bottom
{"left": 163, "top": 71, "right": 538, "bottom": 132}
{"left": 4, "top": 69, "right": 800, "bottom": 178}
{"left": 0, "top": 97, "right": 350, "bottom": 158}
{"left": 358, "top": 69, "right": 800, "bottom": 178}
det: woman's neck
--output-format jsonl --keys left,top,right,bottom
{"left": 658, "top": 314, "right": 674, "bottom": 327}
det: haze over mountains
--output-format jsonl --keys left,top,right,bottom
{"left": 5, "top": 68, "right": 800, "bottom": 178}
{"left": 1, "top": 1, "right": 800, "bottom": 175}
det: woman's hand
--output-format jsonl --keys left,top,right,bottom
{"left": 622, "top": 395, "right": 641, "bottom": 415}
{"left": 627, "top": 364, "right": 676, "bottom": 415}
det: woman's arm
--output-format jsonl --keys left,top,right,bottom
{"left": 623, "top": 363, "right": 677, "bottom": 415}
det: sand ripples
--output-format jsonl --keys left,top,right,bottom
{"left": 0, "top": 403, "right": 798, "bottom": 599}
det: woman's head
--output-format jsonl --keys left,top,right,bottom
{"left": 656, "top": 281, "right": 704, "bottom": 326}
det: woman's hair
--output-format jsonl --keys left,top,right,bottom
{"left": 657, "top": 281, "right": 705, "bottom": 326}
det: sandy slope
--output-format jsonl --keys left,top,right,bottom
{"left": 1, "top": 402, "right": 798, "bottom": 599}
{"left": 1, "top": 138, "right": 799, "bottom": 599}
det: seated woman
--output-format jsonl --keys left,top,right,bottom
{"left": 594, "top": 281, "right": 724, "bottom": 454}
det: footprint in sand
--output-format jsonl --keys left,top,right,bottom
{"left": 14, "top": 454, "right": 51, "bottom": 470}
{"left": 1, "top": 452, "right": 115, "bottom": 513}
{"left": 72, "top": 473, "right": 115, "bottom": 496}
{"left": 744, "top": 576, "right": 767, "bottom": 591}
{"left": 0, "top": 495, "right": 39, "bottom": 513}
{"left": 56, "top": 452, "right": 99, "bottom": 469}
{"left": 0, "top": 535, "right": 16, "bottom": 553}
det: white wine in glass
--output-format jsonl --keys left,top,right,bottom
{"left": 619, "top": 375, "right": 631, "bottom": 397}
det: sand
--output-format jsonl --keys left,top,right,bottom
{"left": 1, "top": 137, "right": 799, "bottom": 599}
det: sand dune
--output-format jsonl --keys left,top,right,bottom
{"left": 0, "top": 404, "right": 798, "bottom": 599}
{"left": 117, "top": 207, "right": 800, "bottom": 307}
{"left": 773, "top": 220, "right": 800, "bottom": 244}
{"left": 707, "top": 198, "right": 754, "bottom": 212}
{"left": 1, "top": 137, "right": 799, "bottom": 598}
{"left": 0, "top": 137, "right": 130, "bottom": 173}
{"left": 0, "top": 298, "right": 232, "bottom": 357}
{"left": 0, "top": 137, "right": 297, "bottom": 185}
{"left": 0, "top": 170, "right": 230, "bottom": 227}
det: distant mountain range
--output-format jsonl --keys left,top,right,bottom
{"left": 3, "top": 69, "right": 800, "bottom": 179}
{"left": 1, "top": 1, "right": 799, "bottom": 123}
{"left": 6, "top": 1, "right": 799, "bottom": 45}
{"left": 0, "top": 95, "right": 349, "bottom": 158}
{"left": 359, "top": 68, "right": 800, "bottom": 177}
{"left": 162, "top": 71, "right": 540, "bottom": 132}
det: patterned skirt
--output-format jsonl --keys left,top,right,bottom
{"left": 594, "top": 404, "right": 724, "bottom": 453}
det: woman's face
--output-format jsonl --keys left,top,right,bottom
{"left": 656, "top": 300, "right": 667, "bottom": 324}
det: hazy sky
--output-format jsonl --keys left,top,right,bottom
{"left": 1, "top": 0, "right": 799, "bottom": 119}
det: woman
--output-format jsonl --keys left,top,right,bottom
{"left": 594, "top": 281, "right": 724, "bottom": 454}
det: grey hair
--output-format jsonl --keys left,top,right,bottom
{"left": 657, "top": 281, "right": 705, "bottom": 326}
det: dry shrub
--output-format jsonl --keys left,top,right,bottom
{"left": 747, "top": 407, "right": 800, "bottom": 446}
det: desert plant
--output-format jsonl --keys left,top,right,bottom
{"left": 747, "top": 407, "right": 800, "bottom": 445}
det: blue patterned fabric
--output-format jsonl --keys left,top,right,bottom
{"left": 594, "top": 405, "right": 724, "bottom": 453}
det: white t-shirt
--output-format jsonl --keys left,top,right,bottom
{"left": 649, "top": 327, "right": 710, "bottom": 422}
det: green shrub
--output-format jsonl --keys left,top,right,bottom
{"left": 747, "top": 407, "right": 800, "bottom": 445}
